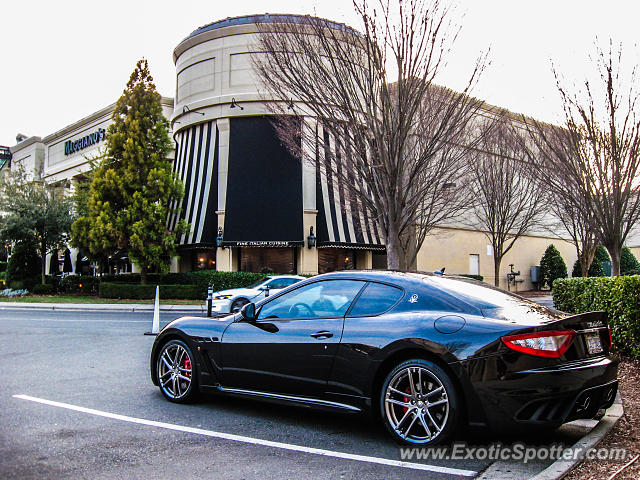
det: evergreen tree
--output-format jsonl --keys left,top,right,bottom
{"left": 571, "top": 258, "right": 605, "bottom": 277}
{"left": 72, "top": 59, "right": 187, "bottom": 284}
{"left": 594, "top": 244, "right": 611, "bottom": 264}
{"left": 620, "top": 246, "right": 640, "bottom": 275}
{"left": 539, "top": 244, "right": 568, "bottom": 288}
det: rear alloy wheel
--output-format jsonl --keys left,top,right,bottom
{"left": 380, "top": 359, "right": 458, "bottom": 445}
{"left": 231, "top": 298, "right": 249, "bottom": 313}
{"left": 157, "top": 339, "right": 198, "bottom": 403}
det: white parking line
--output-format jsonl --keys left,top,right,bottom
{"left": 14, "top": 394, "right": 476, "bottom": 477}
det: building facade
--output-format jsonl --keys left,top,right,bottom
{"left": 7, "top": 14, "right": 640, "bottom": 288}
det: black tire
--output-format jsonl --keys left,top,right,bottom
{"left": 379, "top": 359, "right": 459, "bottom": 445}
{"left": 231, "top": 298, "right": 249, "bottom": 313}
{"left": 156, "top": 339, "right": 199, "bottom": 403}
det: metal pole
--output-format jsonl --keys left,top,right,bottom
{"left": 207, "top": 283, "right": 213, "bottom": 317}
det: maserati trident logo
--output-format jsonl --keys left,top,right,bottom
{"left": 408, "top": 294, "right": 418, "bottom": 303}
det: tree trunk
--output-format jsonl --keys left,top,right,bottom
{"left": 494, "top": 256, "right": 502, "bottom": 287}
{"left": 140, "top": 266, "right": 148, "bottom": 285}
{"left": 385, "top": 225, "right": 402, "bottom": 270}
{"left": 579, "top": 255, "right": 590, "bottom": 278}
{"left": 40, "top": 241, "right": 47, "bottom": 285}
{"left": 606, "top": 243, "right": 622, "bottom": 276}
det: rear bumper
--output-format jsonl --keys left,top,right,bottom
{"left": 467, "top": 355, "right": 618, "bottom": 432}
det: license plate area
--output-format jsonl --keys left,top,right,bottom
{"left": 585, "top": 332, "right": 603, "bottom": 355}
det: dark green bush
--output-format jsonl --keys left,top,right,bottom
{"left": 594, "top": 245, "right": 611, "bottom": 263}
{"left": 6, "top": 242, "right": 41, "bottom": 290}
{"left": 457, "top": 274, "right": 484, "bottom": 281}
{"left": 185, "top": 270, "right": 266, "bottom": 296}
{"left": 571, "top": 258, "right": 606, "bottom": 278}
{"left": 59, "top": 275, "right": 100, "bottom": 295}
{"left": 99, "top": 283, "right": 202, "bottom": 300}
{"left": 32, "top": 283, "right": 54, "bottom": 295}
{"left": 539, "top": 244, "right": 567, "bottom": 288}
{"left": 553, "top": 276, "right": 640, "bottom": 358}
{"left": 621, "top": 246, "right": 640, "bottom": 276}
{"left": 0, "top": 261, "right": 7, "bottom": 273}
{"left": 99, "top": 273, "right": 193, "bottom": 285}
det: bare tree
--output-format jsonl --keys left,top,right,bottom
{"left": 253, "top": 1, "right": 490, "bottom": 269}
{"left": 536, "top": 41, "right": 640, "bottom": 276}
{"left": 468, "top": 114, "right": 547, "bottom": 286}
{"left": 522, "top": 122, "right": 600, "bottom": 277}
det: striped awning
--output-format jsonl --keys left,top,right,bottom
{"left": 167, "top": 121, "right": 219, "bottom": 246}
{"left": 315, "top": 129, "right": 385, "bottom": 251}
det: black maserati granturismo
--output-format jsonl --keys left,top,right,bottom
{"left": 150, "top": 270, "right": 618, "bottom": 445}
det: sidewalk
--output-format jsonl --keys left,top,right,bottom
{"left": 0, "top": 301, "right": 207, "bottom": 313}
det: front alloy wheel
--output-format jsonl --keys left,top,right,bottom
{"left": 380, "top": 359, "right": 458, "bottom": 445}
{"left": 157, "top": 339, "right": 198, "bottom": 403}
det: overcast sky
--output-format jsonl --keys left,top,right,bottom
{"left": 2, "top": 0, "right": 639, "bottom": 147}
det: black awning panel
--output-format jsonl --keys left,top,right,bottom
{"left": 224, "top": 116, "right": 303, "bottom": 244}
{"left": 315, "top": 126, "right": 384, "bottom": 249}
{"left": 168, "top": 121, "right": 219, "bottom": 246}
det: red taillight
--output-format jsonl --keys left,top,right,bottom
{"left": 607, "top": 326, "right": 613, "bottom": 349}
{"left": 502, "top": 330, "right": 576, "bottom": 358}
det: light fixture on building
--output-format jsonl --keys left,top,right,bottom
{"left": 183, "top": 105, "right": 205, "bottom": 116}
{"left": 307, "top": 226, "right": 316, "bottom": 249}
{"left": 216, "top": 227, "right": 225, "bottom": 248}
{"left": 230, "top": 98, "right": 244, "bottom": 110}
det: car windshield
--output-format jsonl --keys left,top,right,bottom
{"left": 247, "top": 277, "right": 270, "bottom": 289}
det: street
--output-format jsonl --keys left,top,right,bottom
{"left": 0, "top": 308, "right": 591, "bottom": 479}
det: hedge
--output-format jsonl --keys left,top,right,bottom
{"left": 32, "top": 283, "right": 55, "bottom": 295}
{"left": 60, "top": 275, "right": 101, "bottom": 295}
{"left": 552, "top": 276, "right": 640, "bottom": 358}
{"left": 99, "top": 283, "right": 203, "bottom": 300}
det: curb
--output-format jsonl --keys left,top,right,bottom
{"left": 529, "top": 394, "right": 624, "bottom": 480}
{"left": 0, "top": 302, "right": 206, "bottom": 313}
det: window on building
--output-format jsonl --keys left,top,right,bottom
{"left": 469, "top": 254, "right": 480, "bottom": 276}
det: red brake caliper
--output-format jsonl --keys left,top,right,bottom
{"left": 403, "top": 387, "right": 411, "bottom": 414}
{"left": 183, "top": 357, "right": 192, "bottom": 378}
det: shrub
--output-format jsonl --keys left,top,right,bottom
{"left": 59, "top": 275, "right": 100, "bottom": 295}
{"left": 594, "top": 245, "right": 611, "bottom": 263}
{"left": 621, "top": 246, "right": 640, "bottom": 276}
{"left": 185, "top": 270, "right": 267, "bottom": 297}
{"left": 571, "top": 258, "right": 606, "bottom": 278}
{"left": 99, "top": 283, "right": 202, "bottom": 300}
{"left": 0, "top": 261, "right": 7, "bottom": 273}
{"left": 0, "top": 288, "right": 29, "bottom": 297}
{"left": 6, "top": 242, "right": 41, "bottom": 290}
{"left": 553, "top": 276, "right": 640, "bottom": 358}
{"left": 457, "top": 274, "right": 484, "bottom": 281}
{"left": 32, "top": 283, "right": 54, "bottom": 295}
{"left": 539, "top": 245, "right": 567, "bottom": 288}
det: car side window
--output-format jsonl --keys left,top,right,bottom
{"left": 258, "top": 280, "right": 366, "bottom": 320}
{"left": 267, "top": 278, "right": 299, "bottom": 289}
{"left": 348, "top": 282, "right": 403, "bottom": 317}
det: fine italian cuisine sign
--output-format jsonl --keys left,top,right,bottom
{"left": 64, "top": 128, "right": 106, "bottom": 155}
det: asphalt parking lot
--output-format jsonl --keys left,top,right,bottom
{"left": 0, "top": 308, "right": 593, "bottom": 479}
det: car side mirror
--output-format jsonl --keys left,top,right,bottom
{"left": 240, "top": 302, "right": 256, "bottom": 321}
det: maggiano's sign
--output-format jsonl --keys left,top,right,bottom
{"left": 64, "top": 128, "right": 106, "bottom": 155}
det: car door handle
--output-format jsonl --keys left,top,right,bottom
{"left": 310, "top": 331, "right": 333, "bottom": 339}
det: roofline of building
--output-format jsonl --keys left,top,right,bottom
{"left": 10, "top": 135, "right": 43, "bottom": 153}
{"left": 173, "top": 13, "right": 359, "bottom": 64}
{"left": 25, "top": 97, "right": 174, "bottom": 146}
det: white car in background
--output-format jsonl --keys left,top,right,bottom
{"left": 210, "top": 275, "right": 305, "bottom": 313}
